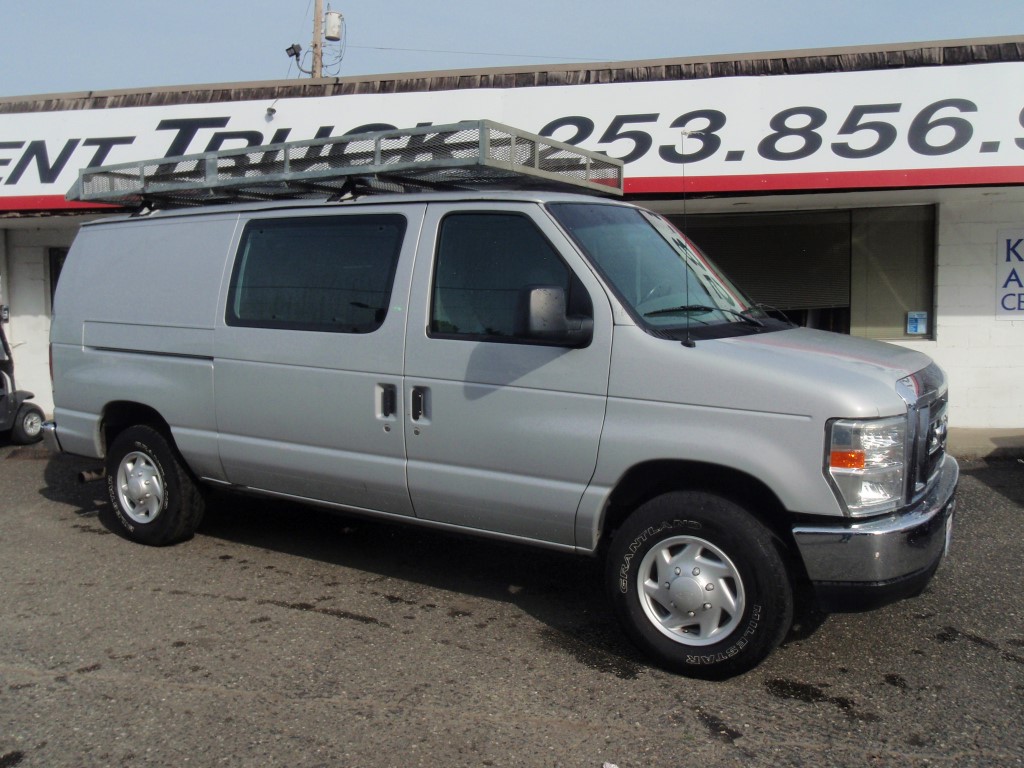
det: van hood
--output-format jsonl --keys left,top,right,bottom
{"left": 709, "top": 327, "right": 934, "bottom": 418}
{"left": 609, "top": 326, "right": 936, "bottom": 421}
{"left": 724, "top": 327, "right": 931, "bottom": 383}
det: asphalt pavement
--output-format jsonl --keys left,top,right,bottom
{"left": 0, "top": 441, "right": 1021, "bottom": 767}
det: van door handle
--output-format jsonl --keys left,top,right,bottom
{"left": 380, "top": 384, "right": 397, "bottom": 418}
{"left": 411, "top": 386, "right": 427, "bottom": 422}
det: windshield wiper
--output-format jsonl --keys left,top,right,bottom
{"left": 754, "top": 302, "right": 797, "bottom": 327}
{"left": 643, "top": 304, "right": 764, "bottom": 327}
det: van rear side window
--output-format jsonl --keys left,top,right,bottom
{"left": 227, "top": 214, "right": 406, "bottom": 333}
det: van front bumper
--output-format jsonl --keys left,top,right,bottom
{"left": 792, "top": 455, "right": 958, "bottom": 611}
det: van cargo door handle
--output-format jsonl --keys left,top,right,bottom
{"left": 411, "top": 386, "right": 427, "bottom": 421}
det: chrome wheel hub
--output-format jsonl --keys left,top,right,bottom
{"left": 637, "top": 535, "right": 745, "bottom": 647}
{"left": 116, "top": 451, "right": 164, "bottom": 524}
{"left": 23, "top": 412, "right": 42, "bottom": 437}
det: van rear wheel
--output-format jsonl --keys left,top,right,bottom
{"left": 606, "top": 491, "right": 793, "bottom": 679}
{"left": 105, "top": 425, "right": 204, "bottom": 546}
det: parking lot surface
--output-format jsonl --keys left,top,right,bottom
{"left": 1, "top": 443, "right": 1022, "bottom": 767}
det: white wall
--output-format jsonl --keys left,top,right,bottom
{"left": 2, "top": 226, "right": 76, "bottom": 415}
{"left": 896, "top": 197, "right": 1024, "bottom": 429}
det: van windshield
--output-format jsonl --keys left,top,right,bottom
{"left": 548, "top": 203, "right": 785, "bottom": 340}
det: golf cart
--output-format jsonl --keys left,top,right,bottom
{"left": 0, "top": 322, "right": 44, "bottom": 444}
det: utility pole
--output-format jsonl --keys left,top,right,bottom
{"left": 285, "top": 1, "right": 339, "bottom": 78}
{"left": 311, "top": 0, "right": 324, "bottom": 78}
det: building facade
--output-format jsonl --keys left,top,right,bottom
{"left": 1, "top": 37, "right": 1023, "bottom": 447}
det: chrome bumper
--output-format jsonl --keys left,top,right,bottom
{"left": 40, "top": 421, "right": 63, "bottom": 454}
{"left": 794, "top": 454, "right": 958, "bottom": 586}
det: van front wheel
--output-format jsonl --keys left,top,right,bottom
{"left": 606, "top": 491, "right": 793, "bottom": 679}
{"left": 106, "top": 425, "right": 204, "bottom": 546}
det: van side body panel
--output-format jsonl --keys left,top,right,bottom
{"left": 574, "top": 324, "right": 931, "bottom": 551}
{"left": 50, "top": 214, "right": 238, "bottom": 477}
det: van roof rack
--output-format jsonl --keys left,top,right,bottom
{"left": 68, "top": 119, "right": 624, "bottom": 208}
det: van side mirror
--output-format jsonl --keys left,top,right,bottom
{"left": 524, "top": 286, "right": 593, "bottom": 347}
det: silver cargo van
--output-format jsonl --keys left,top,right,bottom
{"left": 44, "top": 122, "right": 957, "bottom": 678}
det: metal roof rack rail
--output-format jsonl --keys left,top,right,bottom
{"left": 68, "top": 119, "right": 624, "bottom": 207}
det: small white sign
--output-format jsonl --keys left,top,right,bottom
{"left": 997, "top": 229, "right": 1024, "bottom": 320}
{"left": 906, "top": 311, "right": 929, "bottom": 335}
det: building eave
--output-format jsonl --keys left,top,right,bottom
{"left": 1, "top": 35, "right": 1022, "bottom": 114}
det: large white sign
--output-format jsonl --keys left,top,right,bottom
{"left": 2, "top": 62, "right": 1023, "bottom": 210}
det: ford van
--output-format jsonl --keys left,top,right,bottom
{"left": 43, "top": 122, "right": 957, "bottom": 678}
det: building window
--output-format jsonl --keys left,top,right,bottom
{"left": 227, "top": 214, "right": 406, "bottom": 333}
{"left": 676, "top": 205, "right": 935, "bottom": 340}
{"left": 850, "top": 206, "right": 936, "bottom": 340}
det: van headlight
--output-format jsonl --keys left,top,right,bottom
{"left": 826, "top": 416, "right": 907, "bottom": 517}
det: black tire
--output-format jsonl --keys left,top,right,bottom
{"left": 12, "top": 403, "right": 44, "bottom": 444}
{"left": 606, "top": 491, "right": 793, "bottom": 679}
{"left": 105, "top": 425, "right": 205, "bottom": 546}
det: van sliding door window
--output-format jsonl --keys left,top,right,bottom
{"left": 430, "top": 212, "right": 591, "bottom": 342}
{"left": 227, "top": 215, "right": 406, "bottom": 333}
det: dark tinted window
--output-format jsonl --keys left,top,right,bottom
{"left": 228, "top": 215, "right": 405, "bottom": 333}
{"left": 430, "top": 213, "right": 588, "bottom": 341}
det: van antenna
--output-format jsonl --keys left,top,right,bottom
{"left": 680, "top": 129, "right": 699, "bottom": 349}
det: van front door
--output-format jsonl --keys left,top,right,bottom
{"left": 214, "top": 207, "right": 422, "bottom": 517}
{"left": 402, "top": 204, "right": 612, "bottom": 546}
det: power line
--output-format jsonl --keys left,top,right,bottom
{"left": 348, "top": 44, "right": 599, "bottom": 62}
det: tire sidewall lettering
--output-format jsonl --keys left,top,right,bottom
{"left": 685, "top": 604, "right": 762, "bottom": 665}
{"left": 619, "top": 518, "right": 702, "bottom": 593}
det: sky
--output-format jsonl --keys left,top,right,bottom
{"left": 0, "top": 0, "right": 1021, "bottom": 98}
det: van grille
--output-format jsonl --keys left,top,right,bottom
{"left": 922, "top": 394, "right": 948, "bottom": 489}
{"left": 905, "top": 366, "right": 950, "bottom": 499}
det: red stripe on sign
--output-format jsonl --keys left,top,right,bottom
{"left": 0, "top": 195, "right": 118, "bottom": 211}
{"left": 625, "top": 166, "right": 1024, "bottom": 194}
